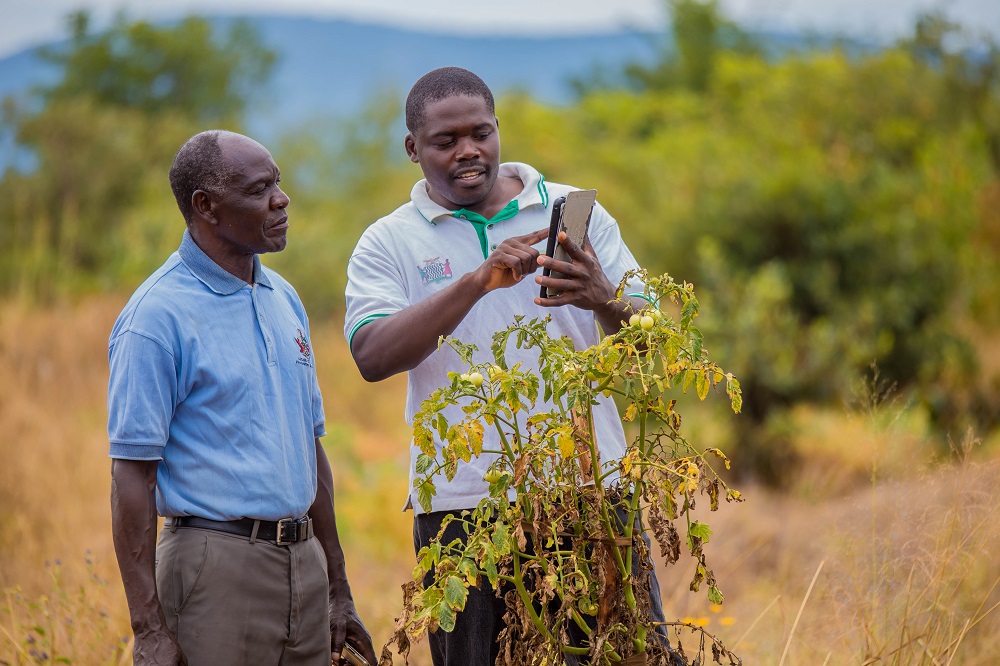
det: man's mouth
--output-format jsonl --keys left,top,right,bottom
{"left": 455, "top": 166, "right": 486, "bottom": 182}
{"left": 268, "top": 217, "right": 289, "bottom": 234}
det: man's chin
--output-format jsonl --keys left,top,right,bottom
{"left": 262, "top": 236, "right": 288, "bottom": 254}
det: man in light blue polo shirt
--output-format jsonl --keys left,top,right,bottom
{"left": 345, "top": 68, "right": 676, "bottom": 666}
{"left": 108, "top": 130, "right": 376, "bottom": 666}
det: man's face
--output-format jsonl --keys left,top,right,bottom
{"left": 211, "top": 134, "right": 290, "bottom": 256}
{"left": 405, "top": 94, "right": 501, "bottom": 212}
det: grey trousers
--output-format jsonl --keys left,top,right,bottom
{"left": 156, "top": 526, "right": 331, "bottom": 665}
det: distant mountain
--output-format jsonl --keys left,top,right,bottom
{"left": 0, "top": 15, "right": 872, "bottom": 147}
{"left": 0, "top": 16, "right": 662, "bottom": 142}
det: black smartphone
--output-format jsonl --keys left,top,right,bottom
{"left": 540, "top": 189, "right": 597, "bottom": 299}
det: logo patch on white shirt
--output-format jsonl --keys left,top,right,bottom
{"left": 418, "top": 257, "right": 454, "bottom": 286}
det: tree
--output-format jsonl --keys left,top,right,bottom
{"left": 504, "top": 21, "right": 1000, "bottom": 481}
{"left": 572, "top": 0, "right": 758, "bottom": 95}
{"left": 0, "top": 11, "right": 276, "bottom": 299}
{"left": 39, "top": 10, "right": 274, "bottom": 123}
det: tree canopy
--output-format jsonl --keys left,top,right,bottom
{"left": 1, "top": 5, "right": 998, "bottom": 479}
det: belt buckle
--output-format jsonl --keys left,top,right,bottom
{"left": 275, "top": 518, "right": 297, "bottom": 545}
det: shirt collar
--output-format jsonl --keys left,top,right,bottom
{"left": 178, "top": 229, "right": 273, "bottom": 295}
{"left": 410, "top": 162, "right": 549, "bottom": 225}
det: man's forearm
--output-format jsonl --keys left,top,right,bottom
{"left": 310, "top": 440, "right": 350, "bottom": 589}
{"left": 110, "top": 458, "right": 169, "bottom": 635}
{"left": 351, "top": 272, "right": 488, "bottom": 382}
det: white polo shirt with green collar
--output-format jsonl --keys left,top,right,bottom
{"left": 345, "top": 162, "right": 642, "bottom": 514}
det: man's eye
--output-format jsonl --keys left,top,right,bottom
{"left": 436, "top": 140, "right": 454, "bottom": 149}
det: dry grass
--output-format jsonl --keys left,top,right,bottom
{"left": 1, "top": 296, "right": 998, "bottom": 665}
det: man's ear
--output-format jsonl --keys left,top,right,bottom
{"left": 191, "top": 190, "right": 216, "bottom": 224}
{"left": 404, "top": 134, "right": 419, "bottom": 164}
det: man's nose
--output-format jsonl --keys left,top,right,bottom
{"left": 274, "top": 187, "right": 290, "bottom": 208}
{"left": 455, "top": 137, "right": 480, "bottom": 160}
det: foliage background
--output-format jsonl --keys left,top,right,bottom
{"left": 1, "top": 1, "right": 999, "bottom": 663}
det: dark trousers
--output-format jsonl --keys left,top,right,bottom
{"left": 414, "top": 509, "right": 673, "bottom": 666}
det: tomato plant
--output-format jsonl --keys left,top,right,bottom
{"left": 383, "top": 271, "right": 744, "bottom": 666}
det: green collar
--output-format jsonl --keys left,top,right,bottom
{"left": 452, "top": 200, "right": 520, "bottom": 258}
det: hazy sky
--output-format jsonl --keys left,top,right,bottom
{"left": 3, "top": 0, "right": 999, "bottom": 58}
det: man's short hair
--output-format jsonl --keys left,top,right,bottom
{"left": 168, "top": 130, "right": 236, "bottom": 223}
{"left": 405, "top": 67, "right": 495, "bottom": 134}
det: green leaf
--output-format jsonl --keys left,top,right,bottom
{"left": 690, "top": 326, "right": 703, "bottom": 359}
{"left": 689, "top": 520, "right": 713, "bottom": 543}
{"left": 415, "top": 453, "right": 435, "bottom": 475}
{"left": 492, "top": 521, "right": 510, "bottom": 554}
{"left": 484, "top": 558, "right": 499, "bottom": 588}
{"left": 437, "top": 603, "right": 457, "bottom": 633}
{"left": 417, "top": 481, "right": 435, "bottom": 513}
{"left": 444, "top": 575, "right": 468, "bottom": 611}
{"left": 708, "top": 585, "right": 725, "bottom": 605}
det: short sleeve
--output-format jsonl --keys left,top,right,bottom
{"left": 344, "top": 232, "right": 411, "bottom": 349}
{"left": 107, "top": 330, "right": 177, "bottom": 460}
{"left": 588, "top": 203, "right": 644, "bottom": 297}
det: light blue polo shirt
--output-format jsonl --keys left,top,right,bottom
{"left": 108, "top": 230, "right": 325, "bottom": 522}
{"left": 345, "top": 163, "right": 642, "bottom": 514}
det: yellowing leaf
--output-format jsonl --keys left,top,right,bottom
{"left": 557, "top": 430, "right": 575, "bottom": 459}
{"left": 696, "top": 370, "right": 709, "bottom": 400}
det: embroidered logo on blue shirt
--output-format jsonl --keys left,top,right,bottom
{"left": 418, "top": 257, "right": 453, "bottom": 286}
{"left": 294, "top": 329, "right": 314, "bottom": 367}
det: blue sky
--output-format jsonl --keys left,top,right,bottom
{"left": 4, "top": 0, "right": 999, "bottom": 58}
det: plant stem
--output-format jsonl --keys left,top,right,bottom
{"left": 511, "top": 550, "right": 554, "bottom": 642}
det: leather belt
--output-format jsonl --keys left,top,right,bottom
{"left": 167, "top": 515, "right": 314, "bottom": 545}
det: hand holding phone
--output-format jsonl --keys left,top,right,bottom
{"left": 338, "top": 643, "right": 370, "bottom": 666}
{"left": 540, "top": 189, "right": 597, "bottom": 299}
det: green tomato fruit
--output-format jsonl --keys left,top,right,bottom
{"left": 483, "top": 469, "right": 503, "bottom": 484}
{"left": 640, "top": 315, "right": 655, "bottom": 330}
{"left": 468, "top": 371, "right": 484, "bottom": 387}
{"left": 629, "top": 313, "right": 642, "bottom": 327}
{"left": 460, "top": 372, "right": 470, "bottom": 382}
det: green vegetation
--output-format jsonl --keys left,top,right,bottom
{"left": 1, "top": 2, "right": 998, "bottom": 478}
{"left": 387, "top": 273, "right": 743, "bottom": 665}
{"left": 0, "top": 11, "right": 274, "bottom": 300}
{"left": 5, "top": 1, "right": 1000, "bottom": 636}
{"left": 0, "top": 5, "right": 1000, "bottom": 483}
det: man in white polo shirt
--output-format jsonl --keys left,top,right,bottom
{"left": 345, "top": 68, "right": 674, "bottom": 666}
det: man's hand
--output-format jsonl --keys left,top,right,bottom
{"left": 132, "top": 629, "right": 187, "bottom": 665}
{"left": 329, "top": 593, "right": 377, "bottom": 666}
{"left": 534, "top": 231, "right": 638, "bottom": 334}
{"left": 471, "top": 228, "right": 549, "bottom": 293}
{"left": 535, "top": 231, "right": 616, "bottom": 310}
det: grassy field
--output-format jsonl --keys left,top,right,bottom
{"left": 1, "top": 296, "right": 998, "bottom": 665}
